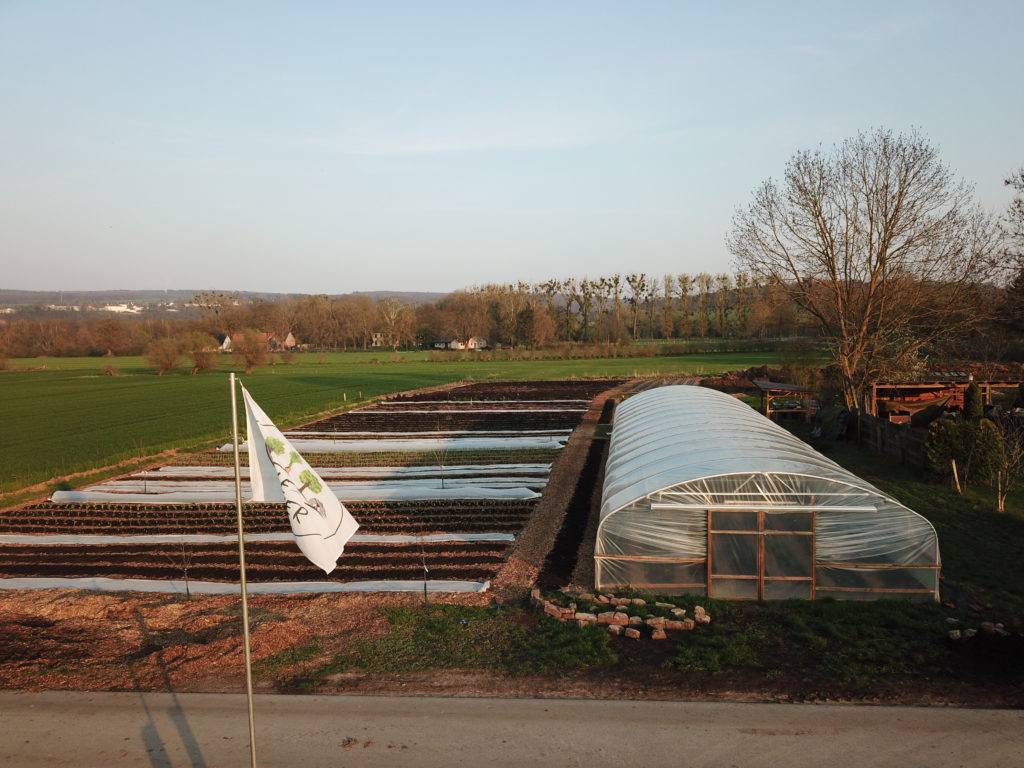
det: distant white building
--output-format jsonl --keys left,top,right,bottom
{"left": 101, "top": 304, "right": 143, "bottom": 314}
{"left": 433, "top": 337, "right": 488, "bottom": 350}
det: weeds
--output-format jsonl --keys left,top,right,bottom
{"left": 295, "top": 602, "right": 615, "bottom": 689}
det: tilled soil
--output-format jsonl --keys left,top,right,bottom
{"left": 1, "top": 588, "right": 1021, "bottom": 707}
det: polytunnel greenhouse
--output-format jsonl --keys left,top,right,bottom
{"left": 595, "top": 386, "right": 940, "bottom": 601}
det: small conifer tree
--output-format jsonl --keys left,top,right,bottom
{"left": 963, "top": 382, "right": 983, "bottom": 422}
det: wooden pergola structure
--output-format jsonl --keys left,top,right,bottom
{"left": 753, "top": 380, "right": 814, "bottom": 422}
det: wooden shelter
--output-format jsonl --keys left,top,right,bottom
{"left": 753, "top": 380, "right": 814, "bottom": 421}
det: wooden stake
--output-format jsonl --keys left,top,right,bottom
{"left": 951, "top": 458, "right": 962, "bottom": 495}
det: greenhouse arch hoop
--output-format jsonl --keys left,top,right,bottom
{"left": 595, "top": 385, "right": 939, "bottom": 601}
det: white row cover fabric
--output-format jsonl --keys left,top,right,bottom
{"left": 285, "top": 430, "right": 571, "bottom": 438}
{"left": 217, "top": 436, "right": 567, "bottom": 453}
{"left": 346, "top": 408, "right": 585, "bottom": 414}
{"left": 377, "top": 399, "right": 589, "bottom": 404}
{"left": 138, "top": 464, "right": 552, "bottom": 478}
{"left": 51, "top": 486, "right": 540, "bottom": 504}
{"left": 0, "top": 532, "right": 515, "bottom": 545}
{"left": 83, "top": 477, "right": 548, "bottom": 492}
{"left": 0, "top": 578, "right": 492, "bottom": 595}
{"left": 597, "top": 385, "right": 939, "bottom": 600}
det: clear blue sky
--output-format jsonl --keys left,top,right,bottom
{"left": 2, "top": 0, "right": 1021, "bottom": 294}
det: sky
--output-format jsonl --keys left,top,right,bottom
{"left": 1, "top": 0, "right": 1022, "bottom": 295}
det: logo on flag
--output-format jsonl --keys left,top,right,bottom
{"left": 241, "top": 386, "right": 359, "bottom": 574}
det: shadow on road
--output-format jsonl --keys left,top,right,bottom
{"left": 133, "top": 606, "right": 208, "bottom": 768}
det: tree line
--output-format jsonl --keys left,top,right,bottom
{"left": 0, "top": 272, "right": 821, "bottom": 360}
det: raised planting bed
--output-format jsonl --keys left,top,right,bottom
{"left": 1, "top": 500, "right": 537, "bottom": 536}
{"left": 390, "top": 380, "right": 623, "bottom": 402}
{"left": 0, "top": 539, "right": 510, "bottom": 582}
{"left": 308, "top": 410, "right": 584, "bottom": 432}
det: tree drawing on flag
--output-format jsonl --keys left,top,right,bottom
{"left": 263, "top": 437, "right": 329, "bottom": 521}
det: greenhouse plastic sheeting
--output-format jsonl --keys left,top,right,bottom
{"left": 595, "top": 385, "right": 939, "bottom": 600}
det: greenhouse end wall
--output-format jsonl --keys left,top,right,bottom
{"left": 595, "top": 386, "right": 940, "bottom": 601}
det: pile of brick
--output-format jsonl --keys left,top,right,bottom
{"left": 530, "top": 589, "right": 712, "bottom": 640}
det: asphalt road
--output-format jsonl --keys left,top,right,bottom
{"left": 0, "top": 691, "right": 1021, "bottom": 768}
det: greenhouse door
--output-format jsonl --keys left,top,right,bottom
{"left": 708, "top": 509, "right": 814, "bottom": 600}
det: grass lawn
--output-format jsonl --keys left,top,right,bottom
{"left": 0, "top": 349, "right": 787, "bottom": 497}
{"left": 798, "top": 427, "right": 1024, "bottom": 617}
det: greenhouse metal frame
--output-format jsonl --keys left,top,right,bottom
{"left": 595, "top": 386, "right": 940, "bottom": 600}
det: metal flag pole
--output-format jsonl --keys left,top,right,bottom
{"left": 230, "top": 372, "right": 258, "bottom": 768}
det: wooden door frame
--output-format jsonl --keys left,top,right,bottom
{"left": 707, "top": 508, "right": 816, "bottom": 600}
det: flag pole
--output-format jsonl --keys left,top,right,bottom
{"left": 230, "top": 372, "right": 258, "bottom": 768}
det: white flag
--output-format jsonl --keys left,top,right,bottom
{"left": 241, "top": 385, "right": 359, "bottom": 574}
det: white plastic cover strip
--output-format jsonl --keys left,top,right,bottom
{"left": 51, "top": 486, "right": 540, "bottom": 503}
{"left": 376, "top": 399, "right": 589, "bottom": 404}
{"left": 345, "top": 408, "right": 585, "bottom": 414}
{"left": 285, "top": 430, "right": 571, "bottom": 436}
{"left": 0, "top": 533, "right": 516, "bottom": 545}
{"left": 0, "top": 578, "right": 492, "bottom": 594}
{"left": 83, "top": 478, "right": 549, "bottom": 492}
{"left": 218, "top": 436, "right": 567, "bottom": 452}
{"left": 139, "top": 464, "right": 552, "bottom": 478}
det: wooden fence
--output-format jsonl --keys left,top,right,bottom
{"left": 855, "top": 411, "right": 928, "bottom": 471}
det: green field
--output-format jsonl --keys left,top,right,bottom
{"left": 0, "top": 350, "right": 785, "bottom": 496}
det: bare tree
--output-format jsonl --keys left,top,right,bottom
{"left": 182, "top": 332, "right": 219, "bottom": 374}
{"left": 145, "top": 337, "right": 182, "bottom": 375}
{"left": 728, "top": 128, "right": 998, "bottom": 408}
{"left": 233, "top": 329, "right": 269, "bottom": 374}
{"left": 1004, "top": 168, "right": 1024, "bottom": 265}
{"left": 994, "top": 415, "right": 1024, "bottom": 514}
{"left": 676, "top": 274, "right": 693, "bottom": 338}
{"left": 624, "top": 273, "right": 647, "bottom": 340}
{"left": 439, "top": 291, "right": 490, "bottom": 347}
{"left": 377, "top": 297, "right": 416, "bottom": 350}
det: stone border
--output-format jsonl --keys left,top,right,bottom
{"left": 530, "top": 588, "right": 712, "bottom": 640}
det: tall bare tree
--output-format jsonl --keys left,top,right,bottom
{"left": 728, "top": 128, "right": 998, "bottom": 408}
{"left": 624, "top": 273, "right": 648, "bottom": 340}
{"left": 377, "top": 297, "right": 416, "bottom": 350}
{"left": 1004, "top": 168, "right": 1024, "bottom": 265}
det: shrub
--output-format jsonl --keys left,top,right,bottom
{"left": 963, "top": 382, "right": 984, "bottom": 422}
{"left": 145, "top": 337, "right": 182, "bottom": 376}
{"left": 926, "top": 418, "right": 1003, "bottom": 489}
